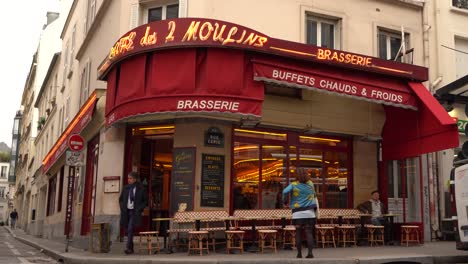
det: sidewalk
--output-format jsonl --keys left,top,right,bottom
{"left": 4, "top": 226, "right": 468, "bottom": 264}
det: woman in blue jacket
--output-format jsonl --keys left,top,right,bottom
{"left": 282, "top": 167, "right": 319, "bottom": 258}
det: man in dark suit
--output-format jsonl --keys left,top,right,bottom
{"left": 119, "top": 172, "right": 148, "bottom": 254}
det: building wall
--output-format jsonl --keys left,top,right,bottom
{"left": 187, "top": 0, "right": 424, "bottom": 64}
{"left": 15, "top": 0, "right": 430, "bottom": 245}
{"left": 429, "top": 2, "right": 468, "bottom": 234}
{"left": 0, "top": 162, "right": 10, "bottom": 222}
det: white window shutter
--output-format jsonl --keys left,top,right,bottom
{"left": 86, "top": 60, "right": 91, "bottom": 88}
{"left": 83, "top": 0, "right": 89, "bottom": 34}
{"left": 179, "top": 0, "right": 188, "bottom": 17}
{"left": 130, "top": 3, "right": 139, "bottom": 29}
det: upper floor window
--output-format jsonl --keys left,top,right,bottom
{"left": 80, "top": 60, "right": 91, "bottom": 107}
{"left": 84, "top": 0, "right": 97, "bottom": 34}
{"left": 147, "top": 3, "right": 178, "bottom": 23}
{"left": 378, "top": 29, "right": 410, "bottom": 63}
{"left": 453, "top": 0, "right": 468, "bottom": 10}
{"left": 0, "top": 166, "right": 7, "bottom": 178}
{"left": 306, "top": 14, "right": 341, "bottom": 49}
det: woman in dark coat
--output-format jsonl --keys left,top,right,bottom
{"left": 119, "top": 172, "right": 148, "bottom": 254}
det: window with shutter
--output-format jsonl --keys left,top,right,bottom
{"left": 377, "top": 28, "right": 410, "bottom": 63}
{"left": 306, "top": 14, "right": 341, "bottom": 49}
{"left": 140, "top": 1, "right": 179, "bottom": 25}
{"left": 68, "top": 25, "right": 76, "bottom": 78}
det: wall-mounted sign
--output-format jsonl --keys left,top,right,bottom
{"left": 66, "top": 151, "right": 85, "bottom": 166}
{"left": 204, "top": 127, "right": 224, "bottom": 147}
{"left": 170, "top": 147, "right": 196, "bottom": 215}
{"left": 457, "top": 119, "right": 468, "bottom": 133}
{"left": 200, "top": 154, "right": 225, "bottom": 207}
{"left": 103, "top": 176, "right": 120, "bottom": 193}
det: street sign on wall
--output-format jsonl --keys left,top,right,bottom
{"left": 66, "top": 151, "right": 85, "bottom": 166}
{"left": 68, "top": 134, "right": 84, "bottom": 152}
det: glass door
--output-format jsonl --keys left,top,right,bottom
{"left": 233, "top": 142, "right": 260, "bottom": 209}
{"left": 387, "top": 158, "right": 422, "bottom": 223}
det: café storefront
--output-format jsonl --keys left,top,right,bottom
{"left": 98, "top": 18, "right": 458, "bottom": 236}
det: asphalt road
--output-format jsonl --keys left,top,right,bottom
{"left": 0, "top": 227, "right": 57, "bottom": 264}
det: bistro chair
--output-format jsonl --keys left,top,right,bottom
{"left": 138, "top": 231, "right": 160, "bottom": 254}
{"left": 258, "top": 229, "right": 278, "bottom": 253}
{"left": 367, "top": 225, "right": 384, "bottom": 246}
{"left": 336, "top": 225, "right": 357, "bottom": 247}
{"left": 400, "top": 225, "right": 420, "bottom": 246}
{"left": 315, "top": 225, "right": 336, "bottom": 248}
{"left": 282, "top": 225, "right": 296, "bottom": 249}
{"left": 188, "top": 230, "right": 210, "bottom": 256}
{"left": 225, "top": 230, "right": 245, "bottom": 254}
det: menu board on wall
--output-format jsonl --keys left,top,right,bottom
{"left": 170, "top": 147, "right": 196, "bottom": 215}
{"left": 201, "top": 154, "right": 225, "bottom": 207}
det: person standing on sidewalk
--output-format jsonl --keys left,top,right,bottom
{"left": 282, "top": 167, "right": 319, "bottom": 259}
{"left": 119, "top": 172, "right": 148, "bottom": 254}
{"left": 9, "top": 209, "right": 18, "bottom": 229}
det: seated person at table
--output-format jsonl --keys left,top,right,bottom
{"left": 357, "top": 190, "right": 387, "bottom": 226}
{"left": 233, "top": 186, "right": 251, "bottom": 209}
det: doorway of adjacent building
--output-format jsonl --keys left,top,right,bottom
{"left": 126, "top": 125, "right": 174, "bottom": 232}
{"left": 81, "top": 135, "right": 99, "bottom": 235}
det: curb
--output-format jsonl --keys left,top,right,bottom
{"left": 4, "top": 226, "right": 64, "bottom": 261}
{"left": 4, "top": 227, "right": 468, "bottom": 264}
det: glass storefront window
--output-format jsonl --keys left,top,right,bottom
{"left": 299, "top": 135, "right": 347, "bottom": 148}
{"left": 233, "top": 129, "right": 351, "bottom": 209}
{"left": 234, "top": 129, "right": 287, "bottom": 141}
{"left": 132, "top": 125, "right": 175, "bottom": 136}
{"left": 324, "top": 152, "right": 348, "bottom": 208}
{"left": 261, "top": 145, "right": 286, "bottom": 209}
{"left": 233, "top": 142, "right": 260, "bottom": 209}
{"left": 295, "top": 148, "right": 323, "bottom": 204}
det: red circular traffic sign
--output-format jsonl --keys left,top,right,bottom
{"left": 68, "top": 134, "right": 84, "bottom": 152}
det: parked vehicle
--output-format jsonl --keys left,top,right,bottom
{"left": 451, "top": 165, "right": 468, "bottom": 250}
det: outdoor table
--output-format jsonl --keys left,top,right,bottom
{"left": 152, "top": 217, "right": 174, "bottom": 253}
{"left": 217, "top": 216, "right": 243, "bottom": 230}
{"left": 356, "top": 213, "right": 372, "bottom": 245}
{"left": 383, "top": 213, "right": 400, "bottom": 245}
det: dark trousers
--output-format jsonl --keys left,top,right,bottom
{"left": 10, "top": 218, "right": 17, "bottom": 229}
{"left": 126, "top": 209, "right": 135, "bottom": 250}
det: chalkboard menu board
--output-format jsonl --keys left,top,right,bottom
{"left": 201, "top": 154, "right": 225, "bottom": 207}
{"left": 170, "top": 147, "right": 196, "bottom": 215}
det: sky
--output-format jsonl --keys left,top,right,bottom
{"left": 0, "top": 0, "right": 60, "bottom": 147}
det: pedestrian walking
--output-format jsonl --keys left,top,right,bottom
{"left": 282, "top": 167, "right": 319, "bottom": 259}
{"left": 119, "top": 172, "right": 148, "bottom": 254}
{"left": 9, "top": 209, "right": 18, "bottom": 229}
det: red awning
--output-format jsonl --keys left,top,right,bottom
{"left": 253, "top": 58, "right": 418, "bottom": 110}
{"left": 382, "top": 82, "right": 459, "bottom": 160}
{"left": 42, "top": 92, "right": 98, "bottom": 174}
{"left": 105, "top": 48, "right": 264, "bottom": 126}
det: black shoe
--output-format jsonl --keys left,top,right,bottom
{"left": 296, "top": 253, "right": 302, "bottom": 258}
{"left": 124, "top": 249, "right": 134, "bottom": 254}
{"left": 305, "top": 254, "right": 314, "bottom": 258}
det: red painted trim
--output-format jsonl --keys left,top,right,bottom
{"left": 43, "top": 92, "right": 98, "bottom": 174}
{"left": 419, "top": 156, "right": 425, "bottom": 241}
{"left": 103, "top": 176, "right": 120, "bottom": 180}
{"left": 229, "top": 126, "right": 235, "bottom": 215}
{"left": 348, "top": 138, "right": 354, "bottom": 208}
{"left": 80, "top": 134, "right": 99, "bottom": 235}
{"left": 401, "top": 161, "right": 407, "bottom": 223}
